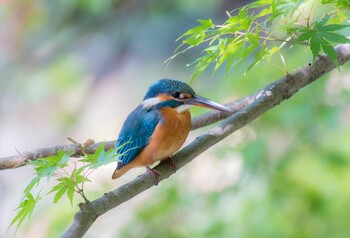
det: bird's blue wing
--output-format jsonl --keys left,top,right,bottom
{"left": 115, "top": 105, "right": 160, "bottom": 169}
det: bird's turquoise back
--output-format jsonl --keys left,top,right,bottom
{"left": 116, "top": 104, "right": 160, "bottom": 169}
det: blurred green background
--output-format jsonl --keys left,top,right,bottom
{"left": 1, "top": 1, "right": 350, "bottom": 237}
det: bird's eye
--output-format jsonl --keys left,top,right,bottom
{"left": 172, "top": 91, "right": 181, "bottom": 98}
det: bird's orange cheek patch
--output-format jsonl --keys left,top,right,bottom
{"left": 182, "top": 93, "right": 192, "bottom": 99}
{"left": 158, "top": 93, "right": 175, "bottom": 102}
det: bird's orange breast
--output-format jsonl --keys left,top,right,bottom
{"left": 137, "top": 108, "right": 191, "bottom": 166}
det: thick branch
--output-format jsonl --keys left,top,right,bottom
{"left": 190, "top": 94, "right": 257, "bottom": 130}
{"left": 62, "top": 44, "right": 350, "bottom": 238}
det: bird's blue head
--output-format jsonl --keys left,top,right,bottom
{"left": 142, "top": 78, "right": 231, "bottom": 113}
{"left": 144, "top": 78, "right": 195, "bottom": 100}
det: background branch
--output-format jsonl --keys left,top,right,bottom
{"left": 0, "top": 141, "right": 115, "bottom": 170}
{"left": 61, "top": 44, "right": 350, "bottom": 238}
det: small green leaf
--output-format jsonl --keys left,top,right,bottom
{"left": 24, "top": 176, "right": 42, "bottom": 195}
{"left": 240, "top": 44, "right": 257, "bottom": 58}
{"left": 63, "top": 177, "right": 76, "bottom": 190}
{"left": 271, "top": 0, "right": 277, "bottom": 15}
{"left": 247, "top": 0, "right": 272, "bottom": 9}
{"left": 238, "top": 8, "right": 247, "bottom": 19}
{"left": 66, "top": 187, "right": 74, "bottom": 206}
{"left": 183, "top": 32, "right": 205, "bottom": 46}
{"left": 315, "top": 15, "right": 331, "bottom": 28}
{"left": 310, "top": 36, "right": 321, "bottom": 61}
{"left": 84, "top": 142, "right": 116, "bottom": 168}
{"left": 247, "top": 32, "right": 259, "bottom": 46}
{"left": 319, "top": 38, "right": 338, "bottom": 64}
{"left": 75, "top": 175, "right": 91, "bottom": 183}
{"left": 176, "top": 19, "right": 214, "bottom": 46}
{"left": 82, "top": 153, "right": 96, "bottom": 163}
{"left": 48, "top": 183, "right": 63, "bottom": 195}
{"left": 244, "top": 43, "right": 267, "bottom": 76}
{"left": 319, "top": 32, "right": 350, "bottom": 44}
{"left": 295, "top": 31, "right": 312, "bottom": 44}
{"left": 197, "top": 19, "right": 214, "bottom": 28}
{"left": 321, "top": 24, "right": 350, "bottom": 31}
{"left": 254, "top": 43, "right": 267, "bottom": 61}
{"left": 30, "top": 154, "right": 61, "bottom": 177}
{"left": 58, "top": 151, "right": 70, "bottom": 168}
{"left": 53, "top": 185, "right": 67, "bottom": 203}
{"left": 239, "top": 16, "right": 253, "bottom": 29}
{"left": 256, "top": 8, "right": 272, "bottom": 18}
{"left": 10, "top": 193, "right": 40, "bottom": 232}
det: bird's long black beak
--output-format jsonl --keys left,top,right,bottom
{"left": 184, "top": 95, "right": 232, "bottom": 112}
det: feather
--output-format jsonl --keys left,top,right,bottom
{"left": 115, "top": 104, "right": 160, "bottom": 169}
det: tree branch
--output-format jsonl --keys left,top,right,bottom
{"left": 61, "top": 44, "right": 350, "bottom": 238}
{"left": 0, "top": 96, "right": 254, "bottom": 170}
{"left": 0, "top": 141, "right": 116, "bottom": 170}
{"left": 190, "top": 94, "right": 257, "bottom": 130}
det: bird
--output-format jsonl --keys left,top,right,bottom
{"left": 112, "top": 78, "right": 231, "bottom": 183}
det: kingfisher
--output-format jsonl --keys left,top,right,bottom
{"left": 112, "top": 78, "right": 231, "bottom": 183}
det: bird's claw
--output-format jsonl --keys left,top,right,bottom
{"left": 165, "top": 156, "right": 177, "bottom": 173}
{"left": 146, "top": 166, "right": 160, "bottom": 185}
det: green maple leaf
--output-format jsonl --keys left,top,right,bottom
{"left": 295, "top": 16, "right": 350, "bottom": 63}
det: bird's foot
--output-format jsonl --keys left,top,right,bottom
{"left": 165, "top": 156, "right": 177, "bottom": 173}
{"left": 146, "top": 166, "right": 160, "bottom": 185}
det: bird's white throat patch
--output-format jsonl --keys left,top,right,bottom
{"left": 142, "top": 97, "right": 192, "bottom": 112}
{"left": 142, "top": 97, "right": 161, "bottom": 108}
{"left": 176, "top": 104, "right": 193, "bottom": 113}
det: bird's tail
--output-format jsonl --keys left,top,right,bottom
{"left": 111, "top": 162, "right": 130, "bottom": 179}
